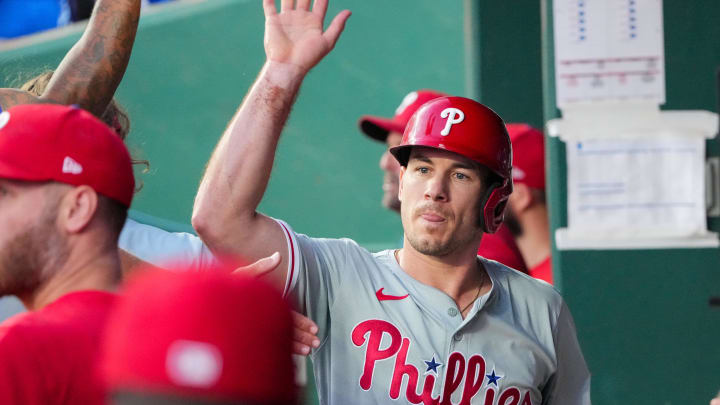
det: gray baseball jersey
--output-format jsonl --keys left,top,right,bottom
{"left": 118, "top": 218, "right": 218, "bottom": 270}
{"left": 278, "top": 220, "right": 591, "bottom": 405}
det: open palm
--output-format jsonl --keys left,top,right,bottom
{"left": 263, "top": 0, "right": 351, "bottom": 72}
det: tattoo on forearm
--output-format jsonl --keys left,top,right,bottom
{"left": 0, "top": 89, "right": 40, "bottom": 110}
{"left": 41, "top": 0, "right": 141, "bottom": 117}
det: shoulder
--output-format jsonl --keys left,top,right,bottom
{"left": 0, "top": 292, "right": 115, "bottom": 344}
{"left": 483, "top": 257, "right": 563, "bottom": 313}
{"left": 293, "top": 233, "right": 394, "bottom": 275}
{"left": 0, "top": 312, "right": 50, "bottom": 354}
{"left": 294, "top": 233, "right": 372, "bottom": 259}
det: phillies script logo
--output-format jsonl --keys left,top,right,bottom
{"left": 352, "top": 320, "right": 533, "bottom": 405}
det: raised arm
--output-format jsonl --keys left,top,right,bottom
{"left": 0, "top": 0, "right": 141, "bottom": 115}
{"left": 192, "top": 0, "right": 350, "bottom": 290}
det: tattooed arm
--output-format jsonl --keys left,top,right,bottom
{"left": 0, "top": 0, "right": 141, "bottom": 115}
{"left": 0, "top": 90, "right": 39, "bottom": 111}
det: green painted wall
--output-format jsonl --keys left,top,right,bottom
{"left": 541, "top": 0, "right": 720, "bottom": 404}
{"left": 1, "top": 3, "right": 465, "bottom": 402}
{"left": 0, "top": 0, "right": 466, "bottom": 250}
{"left": 464, "top": 0, "right": 543, "bottom": 128}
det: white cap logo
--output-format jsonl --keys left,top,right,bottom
{"left": 0, "top": 111, "right": 10, "bottom": 130}
{"left": 395, "top": 91, "right": 419, "bottom": 116}
{"left": 440, "top": 108, "right": 465, "bottom": 136}
{"left": 62, "top": 157, "right": 83, "bottom": 175}
{"left": 166, "top": 340, "right": 223, "bottom": 388}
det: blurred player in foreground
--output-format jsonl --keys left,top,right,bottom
{"left": 359, "top": 89, "right": 528, "bottom": 273}
{"left": 192, "top": 0, "right": 590, "bottom": 403}
{"left": 103, "top": 267, "right": 296, "bottom": 405}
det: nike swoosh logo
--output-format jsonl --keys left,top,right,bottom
{"left": 376, "top": 287, "right": 409, "bottom": 301}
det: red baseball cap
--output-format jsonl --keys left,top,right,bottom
{"left": 0, "top": 104, "right": 134, "bottom": 206}
{"left": 102, "top": 267, "right": 296, "bottom": 404}
{"left": 358, "top": 89, "right": 447, "bottom": 142}
{"left": 507, "top": 123, "right": 545, "bottom": 190}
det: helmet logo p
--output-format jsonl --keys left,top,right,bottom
{"left": 440, "top": 108, "right": 465, "bottom": 136}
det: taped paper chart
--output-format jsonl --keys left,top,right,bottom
{"left": 565, "top": 136, "right": 706, "bottom": 239}
{"left": 553, "top": 0, "right": 665, "bottom": 107}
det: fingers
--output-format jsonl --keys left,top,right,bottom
{"left": 280, "top": 0, "right": 294, "bottom": 12}
{"left": 292, "top": 311, "right": 320, "bottom": 355}
{"left": 293, "top": 330, "right": 320, "bottom": 355}
{"left": 293, "top": 342, "right": 312, "bottom": 356}
{"left": 312, "top": 0, "right": 328, "bottom": 19}
{"left": 233, "top": 251, "right": 281, "bottom": 276}
{"left": 292, "top": 311, "right": 319, "bottom": 334}
{"left": 263, "top": 0, "right": 277, "bottom": 17}
{"left": 322, "top": 10, "right": 351, "bottom": 49}
{"left": 296, "top": 0, "right": 311, "bottom": 11}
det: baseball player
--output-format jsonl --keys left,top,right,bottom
{"left": 0, "top": 104, "right": 136, "bottom": 405}
{"left": 0, "top": 105, "right": 281, "bottom": 404}
{"left": 192, "top": 0, "right": 590, "bottom": 404}
{"left": 0, "top": 0, "right": 148, "bottom": 322}
{"left": 102, "top": 265, "right": 296, "bottom": 405}
{"left": 503, "top": 125, "right": 552, "bottom": 284}
{"left": 359, "top": 89, "right": 529, "bottom": 274}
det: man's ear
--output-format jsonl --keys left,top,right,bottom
{"left": 398, "top": 166, "right": 406, "bottom": 203}
{"left": 58, "top": 185, "right": 98, "bottom": 234}
{"left": 509, "top": 183, "right": 533, "bottom": 213}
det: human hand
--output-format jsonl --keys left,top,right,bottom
{"left": 233, "top": 252, "right": 281, "bottom": 276}
{"left": 263, "top": 0, "right": 351, "bottom": 73}
{"left": 291, "top": 310, "right": 320, "bottom": 355}
{"left": 233, "top": 253, "right": 320, "bottom": 355}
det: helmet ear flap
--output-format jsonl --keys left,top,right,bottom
{"left": 481, "top": 179, "right": 512, "bottom": 234}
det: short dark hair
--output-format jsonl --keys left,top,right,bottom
{"left": 96, "top": 195, "right": 129, "bottom": 243}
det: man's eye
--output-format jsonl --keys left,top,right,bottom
{"left": 455, "top": 172, "right": 468, "bottom": 180}
{"left": 417, "top": 167, "right": 429, "bottom": 174}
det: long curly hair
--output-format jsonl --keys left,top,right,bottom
{"left": 21, "top": 71, "right": 149, "bottom": 172}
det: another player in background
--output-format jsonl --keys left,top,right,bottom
{"left": 0, "top": 0, "right": 220, "bottom": 274}
{"left": 0, "top": 105, "right": 283, "bottom": 404}
{"left": 504, "top": 124, "right": 553, "bottom": 284}
{"left": 192, "top": 0, "right": 589, "bottom": 403}
{"left": 0, "top": 0, "right": 143, "bottom": 324}
{"left": 102, "top": 267, "right": 296, "bottom": 405}
{"left": 0, "top": 104, "right": 135, "bottom": 404}
{"left": 359, "top": 89, "right": 528, "bottom": 273}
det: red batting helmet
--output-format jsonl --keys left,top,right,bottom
{"left": 389, "top": 96, "right": 513, "bottom": 233}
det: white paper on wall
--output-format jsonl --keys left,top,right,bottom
{"left": 566, "top": 136, "right": 706, "bottom": 239}
{"left": 553, "top": 0, "right": 665, "bottom": 107}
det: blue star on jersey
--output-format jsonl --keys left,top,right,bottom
{"left": 424, "top": 356, "right": 442, "bottom": 374}
{"left": 486, "top": 369, "right": 502, "bottom": 386}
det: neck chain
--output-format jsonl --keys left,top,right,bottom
{"left": 460, "top": 270, "right": 484, "bottom": 315}
{"left": 393, "top": 249, "right": 486, "bottom": 315}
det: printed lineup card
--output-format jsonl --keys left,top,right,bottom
{"left": 565, "top": 136, "right": 706, "bottom": 239}
{"left": 553, "top": 0, "right": 665, "bottom": 108}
